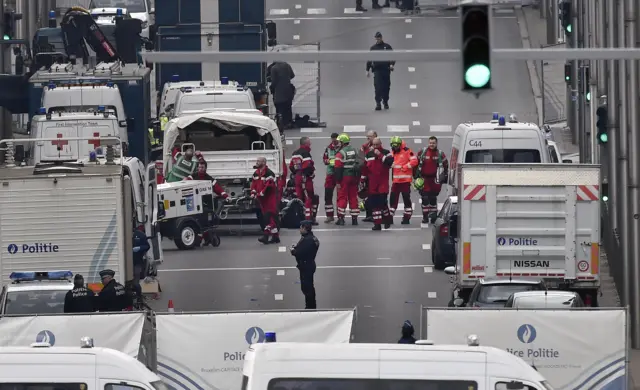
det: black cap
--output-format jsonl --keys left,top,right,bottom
{"left": 74, "top": 274, "right": 84, "bottom": 281}
{"left": 330, "top": 132, "right": 339, "bottom": 139}
{"left": 300, "top": 220, "right": 314, "bottom": 228}
{"left": 99, "top": 269, "right": 115, "bottom": 278}
{"left": 375, "top": 32, "right": 382, "bottom": 38}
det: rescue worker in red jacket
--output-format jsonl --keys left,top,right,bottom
{"left": 290, "top": 137, "right": 318, "bottom": 223}
{"left": 361, "top": 137, "right": 394, "bottom": 231}
{"left": 322, "top": 133, "right": 341, "bottom": 222}
{"left": 186, "top": 161, "right": 230, "bottom": 200}
{"left": 389, "top": 137, "right": 418, "bottom": 224}
{"left": 359, "top": 130, "right": 378, "bottom": 222}
{"left": 334, "top": 133, "right": 360, "bottom": 226}
{"left": 279, "top": 154, "right": 288, "bottom": 196}
{"left": 251, "top": 157, "right": 281, "bottom": 244}
{"left": 415, "top": 136, "right": 449, "bottom": 224}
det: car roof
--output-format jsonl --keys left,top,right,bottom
{"left": 511, "top": 290, "right": 577, "bottom": 298}
{"left": 478, "top": 278, "right": 544, "bottom": 286}
{"left": 7, "top": 282, "right": 73, "bottom": 292}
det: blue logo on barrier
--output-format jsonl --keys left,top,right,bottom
{"left": 497, "top": 237, "right": 506, "bottom": 246}
{"left": 517, "top": 324, "right": 537, "bottom": 344}
{"left": 36, "top": 330, "right": 55, "bottom": 346}
{"left": 7, "top": 244, "right": 17, "bottom": 254}
{"left": 245, "top": 327, "right": 265, "bottom": 344}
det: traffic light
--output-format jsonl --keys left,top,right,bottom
{"left": 583, "top": 66, "right": 590, "bottom": 102}
{"left": 2, "top": 10, "right": 20, "bottom": 40}
{"left": 560, "top": 0, "right": 572, "bottom": 35}
{"left": 564, "top": 63, "right": 571, "bottom": 83}
{"left": 596, "top": 105, "right": 608, "bottom": 144}
{"left": 461, "top": 4, "right": 491, "bottom": 91}
{"left": 601, "top": 181, "right": 609, "bottom": 202}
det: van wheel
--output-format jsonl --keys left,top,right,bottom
{"left": 175, "top": 221, "right": 201, "bottom": 250}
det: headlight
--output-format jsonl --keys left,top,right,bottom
{"left": 141, "top": 21, "right": 148, "bottom": 28}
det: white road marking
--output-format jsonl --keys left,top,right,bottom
{"left": 382, "top": 7, "right": 402, "bottom": 14}
{"left": 414, "top": 139, "right": 422, "bottom": 144}
{"left": 293, "top": 35, "right": 300, "bottom": 40}
{"left": 298, "top": 135, "right": 454, "bottom": 140}
{"left": 405, "top": 34, "right": 413, "bottom": 39}
{"left": 275, "top": 293, "right": 284, "bottom": 300}
{"left": 428, "top": 292, "right": 438, "bottom": 298}
{"left": 294, "top": 19, "right": 300, "bottom": 24}
{"left": 421, "top": 223, "right": 430, "bottom": 228}
{"left": 411, "top": 102, "right": 419, "bottom": 107}
{"left": 419, "top": 198, "right": 422, "bottom": 203}
{"left": 344, "top": 7, "right": 364, "bottom": 14}
{"left": 343, "top": 125, "right": 366, "bottom": 133}
{"left": 424, "top": 267, "right": 433, "bottom": 273}
{"left": 160, "top": 264, "right": 436, "bottom": 272}
{"left": 295, "top": 4, "right": 302, "bottom": 9}
{"left": 408, "top": 67, "right": 415, "bottom": 72}
{"left": 412, "top": 120, "right": 420, "bottom": 126}
{"left": 410, "top": 84, "right": 417, "bottom": 89}
{"left": 270, "top": 16, "right": 515, "bottom": 21}
{"left": 278, "top": 246, "right": 286, "bottom": 252}
{"left": 286, "top": 139, "right": 293, "bottom": 145}
{"left": 377, "top": 257, "right": 392, "bottom": 260}
{"left": 422, "top": 244, "right": 431, "bottom": 250}
{"left": 388, "top": 125, "right": 410, "bottom": 132}
{"left": 430, "top": 125, "right": 452, "bottom": 132}
{"left": 269, "top": 8, "right": 289, "bottom": 15}
{"left": 277, "top": 269, "right": 285, "bottom": 276}
{"left": 300, "top": 127, "right": 322, "bottom": 133}
{"left": 307, "top": 8, "right": 326, "bottom": 14}
{"left": 405, "top": 18, "right": 412, "bottom": 23}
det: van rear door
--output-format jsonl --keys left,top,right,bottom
{"left": 38, "top": 121, "right": 78, "bottom": 161}
{"left": 145, "top": 162, "right": 164, "bottom": 264}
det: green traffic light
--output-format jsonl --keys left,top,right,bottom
{"left": 603, "top": 195, "right": 609, "bottom": 202}
{"left": 599, "top": 133, "right": 608, "bottom": 143}
{"left": 464, "top": 64, "right": 491, "bottom": 88}
{"left": 586, "top": 92, "right": 591, "bottom": 101}
{"left": 565, "top": 76, "right": 570, "bottom": 81}
{"left": 2, "top": 35, "right": 9, "bottom": 40}
{"left": 566, "top": 24, "right": 572, "bottom": 33}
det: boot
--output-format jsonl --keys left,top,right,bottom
{"left": 324, "top": 216, "right": 335, "bottom": 223}
{"left": 372, "top": 224, "right": 382, "bottom": 231}
{"left": 352, "top": 216, "right": 358, "bottom": 226}
{"left": 362, "top": 216, "right": 374, "bottom": 222}
{"left": 375, "top": 103, "right": 382, "bottom": 111}
{"left": 336, "top": 217, "right": 346, "bottom": 226}
{"left": 401, "top": 217, "right": 410, "bottom": 225}
{"left": 372, "top": 2, "right": 382, "bottom": 9}
{"left": 384, "top": 102, "right": 389, "bottom": 109}
{"left": 422, "top": 214, "right": 429, "bottom": 224}
{"left": 258, "top": 234, "right": 270, "bottom": 244}
{"left": 384, "top": 216, "right": 392, "bottom": 229}
{"left": 270, "top": 235, "right": 281, "bottom": 244}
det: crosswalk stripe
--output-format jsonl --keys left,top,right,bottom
{"left": 269, "top": 8, "right": 289, "bottom": 15}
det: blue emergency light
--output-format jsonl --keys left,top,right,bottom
{"left": 171, "top": 75, "right": 180, "bottom": 82}
{"left": 265, "top": 332, "right": 276, "bottom": 342}
{"left": 106, "top": 82, "right": 114, "bottom": 88}
{"left": 221, "top": 77, "right": 229, "bottom": 85}
{"left": 9, "top": 270, "right": 73, "bottom": 282}
{"left": 492, "top": 112, "right": 499, "bottom": 120}
{"left": 498, "top": 116, "right": 506, "bottom": 126}
{"left": 49, "top": 10, "right": 56, "bottom": 19}
{"left": 47, "top": 82, "right": 56, "bottom": 90}
{"left": 38, "top": 107, "right": 46, "bottom": 114}
{"left": 116, "top": 8, "right": 123, "bottom": 16}
{"left": 97, "top": 105, "right": 105, "bottom": 112}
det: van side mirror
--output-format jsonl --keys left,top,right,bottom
{"left": 448, "top": 215, "right": 458, "bottom": 238}
{"left": 157, "top": 201, "right": 166, "bottom": 219}
{"left": 444, "top": 266, "right": 457, "bottom": 275}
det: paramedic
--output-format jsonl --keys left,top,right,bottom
{"left": 252, "top": 157, "right": 281, "bottom": 244}
{"left": 63, "top": 274, "right": 95, "bottom": 313}
{"left": 398, "top": 320, "right": 417, "bottom": 344}
{"left": 362, "top": 137, "right": 394, "bottom": 230}
{"left": 360, "top": 131, "right": 378, "bottom": 222}
{"left": 389, "top": 137, "right": 418, "bottom": 225}
{"left": 290, "top": 137, "right": 318, "bottom": 223}
{"left": 334, "top": 133, "right": 360, "bottom": 226}
{"left": 166, "top": 148, "right": 198, "bottom": 182}
{"left": 322, "top": 133, "right": 340, "bottom": 223}
{"left": 96, "top": 269, "right": 132, "bottom": 312}
{"left": 186, "top": 161, "right": 230, "bottom": 200}
{"left": 415, "top": 136, "right": 448, "bottom": 224}
{"left": 366, "top": 32, "right": 394, "bottom": 111}
{"left": 290, "top": 220, "right": 319, "bottom": 309}
{"left": 270, "top": 61, "right": 296, "bottom": 129}
{"left": 132, "top": 229, "right": 150, "bottom": 301}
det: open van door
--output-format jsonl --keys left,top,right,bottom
{"left": 145, "top": 162, "right": 164, "bottom": 266}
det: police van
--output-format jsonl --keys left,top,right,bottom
{"left": 242, "top": 339, "right": 550, "bottom": 390}
{"left": 448, "top": 114, "right": 552, "bottom": 196}
{"left": 0, "top": 338, "right": 166, "bottom": 389}
{"left": 0, "top": 271, "right": 74, "bottom": 316}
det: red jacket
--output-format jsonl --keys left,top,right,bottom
{"left": 251, "top": 166, "right": 278, "bottom": 212}
{"left": 290, "top": 145, "right": 315, "bottom": 178}
{"left": 279, "top": 154, "right": 288, "bottom": 193}
{"left": 360, "top": 141, "right": 373, "bottom": 177}
{"left": 363, "top": 147, "right": 394, "bottom": 194}
{"left": 417, "top": 147, "right": 448, "bottom": 193}
{"left": 185, "top": 173, "right": 228, "bottom": 198}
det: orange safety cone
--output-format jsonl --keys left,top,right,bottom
{"left": 168, "top": 299, "right": 175, "bottom": 313}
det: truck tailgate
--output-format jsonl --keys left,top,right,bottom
{"left": 459, "top": 164, "right": 600, "bottom": 284}
{"left": 0, "top": 174, "right": 124, "bottom": 284}
{"left": 203, "top": 150, "right": 281, "bottom": 179}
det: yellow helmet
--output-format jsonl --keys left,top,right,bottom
{"left": 337, "top": 133, "right": 351, "bottom": 144}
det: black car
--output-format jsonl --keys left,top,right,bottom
{"left": 431, "top": 196, "right": 458, "bottom": 270}
{"left": 463, "top": 278, "right": 547, "bottom": 308}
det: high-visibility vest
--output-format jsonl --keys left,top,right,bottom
{"left": 148, "top": 116, "right": 169, "bottom": 146}
{"left": 325, "top": 146, "right": 338, "bottom": 175}
{"left": 337, "top": 145, "right": 358, "bottom": 176}
{"left": 166, "top": 156, "right": 197, "bottom": 182}
{"left": 392, "top": 147, "right": 418, "bottom": 183}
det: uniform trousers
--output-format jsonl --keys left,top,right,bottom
{"left": 324, "top": 175, "right": 336, "bottom": 218}
{"left": 389, "top": 182, "right": 413, "bottom": 219}
{"left": 369, "top": 193, "right": 391, "bottom": 225}
{"left": 337, "top": 176, "right": 360, "bottom": 218}
{"left": 298, "top": 264, "right": 317, "bottom": 309}
{"left": 294, "top": 175, "right": 318, "bottom": 220}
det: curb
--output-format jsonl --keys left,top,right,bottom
{"left": 515, "top": 7, "right": 544, "bottom": 125}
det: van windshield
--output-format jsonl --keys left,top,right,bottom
{"left": 181, "top": 122, "right": 275, "bottom": 152}
{"left": 465, "top": 149, "right": 541, "bottom": 163}
{"left": 4, "top": 289, "right": 68, "bottom": 315}
{"left": 89, "top": 0, "right": 146, "bottom": 13}
{"left": 178, "top": 94, "right": 254, "bottom": 114}
{"left": 47, "top": 105, "right": 119, "bottom": 118}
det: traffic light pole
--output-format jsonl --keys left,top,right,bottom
{"left": 569, "top": 0, "right": 579, "bottom": 152}
{"left": 606, "top": 0, "right": 620, "bottom": 240}
{"left": 0, "top": 0, "right": 11, "bottom": 148}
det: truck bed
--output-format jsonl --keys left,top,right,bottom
{"left": 458, "top": 164, "right": 600, "bottom": 287}
{"left": 0, "top": 168, "right": 125, "bottom": 284}
{"left": 203, "top": 149, "right": 281, "bottom": 179}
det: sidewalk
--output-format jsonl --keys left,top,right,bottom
{"left": 516, "top": 5, "right": 638, "bottom": 389}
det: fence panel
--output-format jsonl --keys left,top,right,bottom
{"left": 268, "top": 43, "right": 321, "bottom": 125}
{"left": 540, "top": 43, "right": 567, "bottom": 124}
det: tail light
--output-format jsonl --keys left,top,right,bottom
{"left": 439, "top": 224, "right": 449, "bottom": 237}
{"left": 584, "top": 294, "right": 593, "bottom": 307}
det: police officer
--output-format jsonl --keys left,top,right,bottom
{"left": 398, "top": 320, "right": 417, "bottom": 344}
{"left": 290, "top": 220, "right": 319, "bottom": 309}
{"left": 63, "top": 274, "right": 96, "bottom": 313}
{"left": 96, "top": 269, "right": 132, "bottom": 311}
{"left": 366, "top": 32, "right": 394, "bottom": 111}
{"left": 132, "top": 229, "right": 150, "bottom": 302}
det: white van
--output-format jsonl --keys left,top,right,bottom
{"left": 243, "top": 342, "right": 550, "bottom": 390}
{"left": 172, "top": 84, "right": 257, "bottom": 118}
{"left": 0, "top": 339, "right": 166, "bottom": 389}
{"left": 448, "top": 117, "right": 551, "bottom": 195}
{"left": 89, "top": 0, "right": 155, "bottom": 39}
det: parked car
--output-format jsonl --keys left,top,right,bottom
{"left": 505, "top": 290, "right": 585, "bottom": 309}
{"left": 446, "top": 275, "right": 547, "bottom": 308}
{"left": 431, "top": 196, "right": 457, "bottom": 270}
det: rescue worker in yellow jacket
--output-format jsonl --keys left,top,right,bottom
{"left": 148, "top": 115, "right": 169, "bottom": 160}
{"left": 389, "top": 136, "right": 418, "bottom": 224}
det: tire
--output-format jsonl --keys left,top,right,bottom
{"left": 211, "top": 234, "right": 221, "bottom": 247}
{"left": 174, "top": 220, "right": 201, "bottom": 250}
{"left": 431, "top": 239, "right": 446, "bottom": 270}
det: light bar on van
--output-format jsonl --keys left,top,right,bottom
{"left": 265, "top": 332, "right": 276, "bottom": 342}
{"left": 47, "top": 82, "right": 56, "bottom": 90}
{"left": 492, "top": 112, "right": 499, "bottom": 120}
{"left": 498, "top": 116, "right": 506, "bottom": 126}
{"left": 221, "top": 77, "right": 229, "bottom": 85}
{"left": 10, "top": 270, "right": 73, "bottom": 282}
{"left": 171, "top": 75, "right": 180, "bottom": 82}
{"left": 106, "top": 82, "right": 115, "bottom": 88}
{"left": 116, "top": 8, "right": 123, "bottom": 16}
{"left": 38, "top": 107, "right": 46, "bottom": 114}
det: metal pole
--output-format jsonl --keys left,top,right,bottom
{"left": 570, "top": 0, "right": 579, "bottom": 147}
{"left": 15, "top": 0, "right": 25, "bottom": 40}
{"left": 546, "top": 0, "right": 554, "bottom": 45}
{"left": 551, "top": 0, "right": 560, "bottom": 43}
{"left": 26, "top": 0, "right": 37, "bottom": 44}
{"left": 597, "top": 0, "right": 607, "bottom": 113}
{"left": 541, "top": 0, "right": 547, "bottom": 19}
{"left": 588, "top": 0, "right": 598, "bottom": 163}
{"left": 607, "top": 0, "right": 620, "bottom": 235}
{"left": 625, "top": 0, "right": 640, "bottom": 348}
{"left": 577, "top": 0, "right": 586, "bottom": 162}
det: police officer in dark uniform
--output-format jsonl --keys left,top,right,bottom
{"left": 398, "top": 320, "right": 417, "bottom": 344}
{"left": 290, "top": 220, "right": 319, "bottom": 309}
{"left": 366, "top": 32, "right": 395, "bottom": 111}
{"left": 96, "top": 269, "right": 132, "bottom": 311}
{"left": 63, "top": 274, "right": 96, "bottom": 313}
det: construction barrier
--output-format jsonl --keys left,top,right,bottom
{"left": 420, "top": 306, "right": 627, "bottom": 390}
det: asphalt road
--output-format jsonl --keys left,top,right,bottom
{"left": 149, "top": 2, "right": 537, "bottom": 343}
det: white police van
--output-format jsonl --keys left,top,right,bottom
{"left": 0, "top": 270, "right": 74, "bottom": 316}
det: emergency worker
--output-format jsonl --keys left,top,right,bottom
{"left": 415, "top": 136, "right": 448, "bottom": 224}
{"left": 334, "top": 133, "right": 360, "bottom": 226}
{"left": 398, "top": 320, "right": 417, "bottom": 344}
{"left": 290, "top": 220, "right": 319, "bottom": 309}
{"left": 362, "top": 137, "right": 394, "bottom": 231}
{"left": 96, "top": 269, "right": 132, "bottom": 312}
{"left": 251, "top": 157, "right": 281, "bottom": 244}
{"left": 63, "top": 274, "right": 95, "bottom": 313}
{"left": 366, "top": 32, "right": 394, "bottom": 111}
{"left": 389, "top": 137, "right": 418, "bottom": 224}
{"left": 322, "top": 133, "right": 340, "bottom": 222}
{"left": 290, "top": 137, "right": 318, "bottom": 223}
{"left": 166, "top": 148, "right": 197, "bottom": 182}
{"left": 186, "top": 161, "right": 230, "bottom": 200}
{"left": 359, "top": 130, "right": 378, "bottom": 222}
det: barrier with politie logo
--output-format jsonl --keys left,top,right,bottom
{"left": 420, "top": 307, "right": 627, "bottom": 390}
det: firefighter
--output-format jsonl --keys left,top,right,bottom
{"left": 359, "top": 130, "right": 378, "bottom": 222}
{"left": 290, "top": 137, "right": 318, "bottom": 223}
{"left": 361, "top": 137, "right": 394, "bottom": 231}
{"left": 334, "top": 133, "right": 360, "bottom": 226}
{"left": 415, "top": 136, "right": 449, "bottom": 224}
{"left": 389, "top": 136, "right": 418, "bottom": 225}
{"left": 251, "top": 157, "right": 281, "bottom": 244}
{"left": 322, "top": 133, "right": 341, "bottom": 223}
